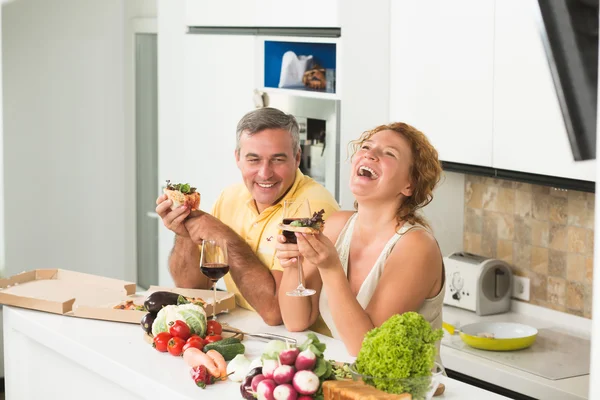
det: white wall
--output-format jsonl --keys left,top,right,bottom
{"left": 422, "top": 171, "right": 465, "bottom": 257}
{"left": 2, "top": 0, "right": 154, "bottom": 281}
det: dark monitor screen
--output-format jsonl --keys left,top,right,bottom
{"left": 535, "top": 0, "right": 598, "bottom": 161}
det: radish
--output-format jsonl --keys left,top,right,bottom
{"left": 257, "top": 379, "right": 277, "bottom": 400}
{"left": 262, "top": 359, "right": 280, "bottom": 379}
{"left": 292, "top": 370, "right": 320, "bottom": 395}
{"left": 294, "top": 349, "right": 317, "bottom": 371}
{"left": 273, "top": 365, "right": 295, "bottom": 385}
{"left": 279, "top": 347, "right": 300, "bottom": 366}
{"left": 297, "top": 397, "right": 313, "bottom": 400}
{"left": 251, "top": 374, "right": 266, "bottom": 392}
{"left": 273, "top": 383, "right": 298, "bottom": 400}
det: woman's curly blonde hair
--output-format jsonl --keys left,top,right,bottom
{"left": 349, "top": 122, "right": 443, "bottom": 230}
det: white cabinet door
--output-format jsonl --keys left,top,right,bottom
{"left": 183, "top": 35, "right": 257, "bottom": 212}
{"left": 185, "top": 0, "right": 339, "bottom": 28}
{"left": 389, "top": 0, "right": 495, "bottom": 167}
{"left": 493, "top": 0, "right": 595, "bottom": 181}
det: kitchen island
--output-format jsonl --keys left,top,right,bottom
{"left": 3, "top": 305, "right": 509, "bottom": 399}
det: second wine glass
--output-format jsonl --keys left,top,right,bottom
{"left": 282, "top": 199, "right": 316, "bottom": 297}
{"left": 200, "top": 239, "right": 229, "bottom": 321}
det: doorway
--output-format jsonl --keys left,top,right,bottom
{"left": 135, "top": 32, "right": 158, "bottom": 290}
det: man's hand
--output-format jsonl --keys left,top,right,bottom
{"left": 156, "top": 194, "right": 191, "bottom": 237}
{"left": 184, "top": 210, "right": 232, "bottom": 245}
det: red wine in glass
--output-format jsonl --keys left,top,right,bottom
{"left": 282, "top": 218, "right": 302, "bottom": 244}
{"left": 201, "top": 263, "right": 230, "bottom": 281}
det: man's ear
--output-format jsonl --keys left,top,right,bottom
{"left": 235, "top": 149, "right": 241, "bottom": 165}
{"left": 295, "top": 149, "right": 301, "bottom": 168}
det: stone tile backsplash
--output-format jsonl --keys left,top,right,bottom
{"left": 463, "top": 175, "right": 594, "bottom": 318}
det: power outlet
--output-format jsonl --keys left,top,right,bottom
{"left": 512, "top": 276, "right": 531, "bottom": 301}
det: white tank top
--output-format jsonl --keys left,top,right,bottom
{"left": 318, "top": 213, "right": 446, "bottom": 357}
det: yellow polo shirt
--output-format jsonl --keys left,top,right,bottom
{"left": 211, "top": 170, "right": 339, "bottom": 336}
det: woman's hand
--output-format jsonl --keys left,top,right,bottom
{"left": 275, "top": 235, "right": 301, "bottom": 268}
{"left": 296, "top": 232, "right": 341, "bottom": 270}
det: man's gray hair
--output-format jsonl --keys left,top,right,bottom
{"left": 236, "top": 107, "right": 300, "bottom": 154}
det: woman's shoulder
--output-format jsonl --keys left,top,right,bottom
{"left": 322, "top": 211, "right": 355, "bottom": 242}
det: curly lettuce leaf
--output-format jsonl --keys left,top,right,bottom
{"left": 355, "top": 312, "right": 443, "bottom": 397}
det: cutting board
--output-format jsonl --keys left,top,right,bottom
{"left": 444, "top": 328, "right": 590, "bottom": 380}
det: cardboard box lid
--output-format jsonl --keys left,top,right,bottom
{"left": 0, "top": 269, "right": 236, "bottom": 325}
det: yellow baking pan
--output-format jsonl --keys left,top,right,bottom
{"left": 443, "top": 321, "right": 538, "bottom": 351}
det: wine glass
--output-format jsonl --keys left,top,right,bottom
{"left": 282, "top": 199, "right": 316, "bottom": 297}
{"left": 200, "top": 239, "right": 229, "bottom": 321}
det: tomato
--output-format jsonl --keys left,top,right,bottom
{"left": 152, "top": 332, "right": 172, "bottom": 353}
{"left": 204, "top": 334, "right": 222, "bottom": 343}
{"left": 183, "top": 341, "right": 204, "bottom": 353}
{"left": 206, "top": 320, "right": 222, "bottom": 336}
{"left": 167, "top": 336, "right": 186, "bottom": 356}
{"left": 168, "top": 320, "right": 191, "bottom": 340}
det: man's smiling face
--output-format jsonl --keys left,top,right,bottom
{"left": 235, "top": 128, "right": 300, "bottom": 213}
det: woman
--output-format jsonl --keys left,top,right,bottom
{"left": 276, "top": 122, "right": 445, "bottom": 356}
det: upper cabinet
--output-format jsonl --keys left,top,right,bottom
{"left": 389, "top": 0, "right": 495, "bottom": 168}
{"left": 389, "top": 0, "right": 595, "bottom": 183}
{"left": 492, "top": 0, "right": 596, "bottom": 182}
{"left": 185, "top": 0, "right": 340, "bottom": 28}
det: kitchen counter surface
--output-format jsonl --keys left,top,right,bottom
{"left": 2, "top": 305, "right": 510, "bottom": 400}
{"left": 442, "top": 301, "right": 590, "bottom": 399}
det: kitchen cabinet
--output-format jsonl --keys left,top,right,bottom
{"left": 389, "top": 0, "right": 495, "bottom": 168}
{"left": 185, "top": 0, "right": 339, "bottom": 28}
{"left": 183, "top": 34, "right": 257, "bottom": 212}
{"left": 493, "top": 0, "right": 596, "bottom": 182}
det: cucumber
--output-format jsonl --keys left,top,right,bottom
{"left": 204, "top": 338, "right": 245, "bottom": 361}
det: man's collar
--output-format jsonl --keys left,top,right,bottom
{"left": 245, "top": 169, "right": 305, "bottom": 214}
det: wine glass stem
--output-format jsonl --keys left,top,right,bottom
{"left": 212, "top": 282, "right": 217, "bottom": 320}
{"left": 297, "top": 257, "right": 305, "bottom": 289}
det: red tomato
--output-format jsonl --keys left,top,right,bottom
{"left": 183, "top": 340, "right": 205, "bottom": 353}
{"left": 167, "top": 336, "right": 186, "bottom": 356}
{"left": 204, "top": 334, "right": 222, "bottom": 343}
{"left": 153, "top": 332, "right": 172, "bottom": 353}
{"left": 168, "top": 320, "right": 191, "bottom": 340}
{"left": 206, "top": 320, "right": 223, "bottom": 336}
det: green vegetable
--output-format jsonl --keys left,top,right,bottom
{"left": 205, "top": 338, "right": 245, "bottom": 361}
{"left": 151, "top": 303, "right": 207, "bottom": 337}
{"left": 355, "top": 312, "right": 443, "bottom": 399}
{"left": 261, "top": 339, "right": 287, "bottom": 361}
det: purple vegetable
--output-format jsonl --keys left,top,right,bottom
{"left": 294, "top": 349, "right": 317, "bottom": 371}
{"left": 279, "top": 347, "right": 300, "bottom": 366}
{"left": 292, "top": 370, "right": 319, "bottom": 396}
{"left": 240, "top": 366, "right": 262, "bottom": 400}
{"left": 274, "top": 383, "right": 298, "bottom": 400}
{"left": 257, "top": 379, "right": 277, "bottom": 400}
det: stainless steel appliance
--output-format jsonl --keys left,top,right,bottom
{"left": 262, "top": 91, "right": 341, "bottom": 202}
{"left": 443, "top": 252, "right": 513, "bottom": 316}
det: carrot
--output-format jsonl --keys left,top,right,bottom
{"left": 206, "top": 350, "right": 227, "bottom": 379}
{"left": 183, "top": 348, "right": 220, "bottom": 378}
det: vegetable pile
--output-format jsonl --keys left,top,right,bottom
{"left": 240, "top": 333, "right": 335, "bottom": 400}
{"left": 354, "top": 312, "right": 443, "bottom": 398}
{"left": 140, "top": 290, "right": 246, "bottom": 390}
{"left": 290, "top": 209, "right": 326, "bottom": 231}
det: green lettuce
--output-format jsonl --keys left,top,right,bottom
{"left": 355, "top": 312, "right": 443, "bottom": 399}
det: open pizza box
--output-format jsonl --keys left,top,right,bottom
{"left": 0, "top": 269, "right": 236, "bottom": 324}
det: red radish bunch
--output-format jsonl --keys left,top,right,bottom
{"left": 248, "top": 334, "right": 334, "bottom": 400}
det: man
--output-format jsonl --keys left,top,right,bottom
{"left": 156, "top": 107, "right": 339, "bottom": 327}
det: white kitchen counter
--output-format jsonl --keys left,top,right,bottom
{"left": 441, "top": 302, "right": 591, "bottom": 400}
{"left": 2, "top": 305, "right": 509, "bottom": 400}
